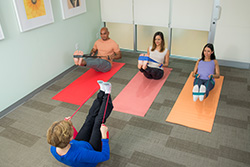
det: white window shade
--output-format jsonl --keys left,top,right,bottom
{"left": 214, "top": 0, "right": 250, "bottom": 63}
{"left": 100, "top": 0, "right": 133, "bottom": 24}
{"left": 171, "top": 0, "right": 213, "bottom": 31}
{"left": 134, "top": 0, "right": 170, "bottom": 27}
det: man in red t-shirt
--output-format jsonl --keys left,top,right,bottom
{"left": 73, "top": 27, "right": 121, "bottom": 72}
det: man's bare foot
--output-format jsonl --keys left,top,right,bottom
{"left": 73, "top": 50, "right": 83, "bottom": 65}
{"left": 79, "top": 58, "right": 87, "bottom": 66}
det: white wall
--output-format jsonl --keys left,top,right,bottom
{"left": 214, "top": 0, "right": 250, "bottom": 64}
{"left": 0, "top": 0, "right": 102, "bottom": 111}
{"left": 101, "top": 0, "right": 250, "bottom": 66}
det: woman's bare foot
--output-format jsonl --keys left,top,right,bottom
{"left": 142, "top": 54, "right": 149, "bottom": 70}
{"left": 138, "top": 54, "right": 144, "bottom": 69}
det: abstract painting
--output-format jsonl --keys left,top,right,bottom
{"left": 60, "top": 0, "right": 86, "bottom": 19}
{"left": 13, "top": 0, "right": 54, "bottom": 32}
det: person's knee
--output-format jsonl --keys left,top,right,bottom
{"left": 205, "top": 91, "right": 209, "bottom": 98}
{"left": 96, "top": 62, "right": 111, "bottom": 72}
{"left": 153, "top": 70, "right": 163, "bottom": 80}
{"left": 105, "top": 108, "right": 113, "bottom": 119}
{"left": 144, "top": 73, "right": 153, "bottom": 79}
{"left": 155, "top": 73, "right": 163, "bottom": 79}
{"left": 109, "top": 103, "right": 114, "bottom": 110}
{"left": 139, "top": 68, "right": 145, "bottom": 72}
{"left": 100, "top": 68, "right": 111, "bottom": 73}
{"left": 194, "top": 78, "right": 199, "bottom": 85}
{"left": 154, "top": 76, "right": 163, "bottom": 80}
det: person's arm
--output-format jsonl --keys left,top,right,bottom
{"left": 90, "top": 48, "right": 97, "bottom": 56}
{"left": 90, "top": 41, "right": 98, "bottom": 56}
{"left": 147, "top": 47, "right": 150, "bottom": 55}
{"left": 209, "top": 60, "right": 220, "bottom": 78}
{"left": 75, "top": 126, "right": 110, "bottom": 163}
{"left": 64, "top": 117, "right": 78, "bottom": 138}
{"left": 111, "top": 42, "right": 122, "bottom": 60}
{"left": 73, "top": 140, "right": 110, "bottom": 164}
{"left": 100, "top": 124, "right": 108, "bottom": 139}
{"left": 64, "top": 117, "right": 72, "bottom": 123}
{"left": 162, "top": 50, "right": 170, "bottom": 67}
{"left": 192, "top": 60, "right": 200, "bottom": 77}
{"left": 112, "top": 51, "right": 122, "bottom": 60}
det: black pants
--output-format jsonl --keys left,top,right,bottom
{"left": 75, "top": 91, "right": 113, "bottom": 151}
{"left": 139, "top": 66, "right": 164, "bottom": 80}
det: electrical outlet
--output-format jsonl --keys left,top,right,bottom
{"left": 75, "top": 43, "right": 79, "bottom": 50}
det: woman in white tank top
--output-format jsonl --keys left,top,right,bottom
{"left": 137, "top": 31, "right": 169, "bottom": 79}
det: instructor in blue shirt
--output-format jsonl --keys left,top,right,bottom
{"left": 47, "top": 81, "right": 113, "bottom": 167}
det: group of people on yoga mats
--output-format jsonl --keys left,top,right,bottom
{"left": 47, "top": 27, "right": 220, "bottom": 166}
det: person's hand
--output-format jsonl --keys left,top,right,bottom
{"left": 109, "top": 53, "right": 115, "bottom": 60}
{"left": 194, "top": 73, "right": 200, "bottom": 78}
{"left": 161, "top": 63, "right": 167, "bottom": 67}
{"left": 208, "top": 74, "right": 213, "bottom": 79}
{"left": 74, "top": 50, "right": 83, "bottom": 56}
{"left": 64, "top": 117, "right": 72, "bottom": 124}
{"left": 100, "top": 124, "right": 108, "bottom": 139}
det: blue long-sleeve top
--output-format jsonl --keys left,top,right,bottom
{"left": 50, "top": 139, "right": 110, "bottom": 167}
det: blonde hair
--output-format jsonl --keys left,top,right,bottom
{"left": 47, "top": 120, "right": 74, "bottom": 148}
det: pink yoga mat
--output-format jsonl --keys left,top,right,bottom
{"left": 113, "top": 68, "right": 172, "bottom": 117}
{"left": 52, "top": 62, "right": 125, "bottom": 105}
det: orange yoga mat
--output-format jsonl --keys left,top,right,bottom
{"left": 166, "top": 73, "right": 224, "bottom": 132}
{"left": 113, "top": 68, "right": 172, "bottom": 117}
{"left": 52, "top": 62, "right": 125, "bottom": 105}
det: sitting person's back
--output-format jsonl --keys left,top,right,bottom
{"left": 47, "top": 81, "right": 113, "bottom": 167}
{"left": 50, "top": 139, "right": 109, "bottom": 167}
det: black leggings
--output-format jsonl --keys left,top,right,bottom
{"left": 74, "top": 91, "right": 113, "bottom": 151}
{"left": 139, "top": 66, "right": 164, "bottom": 80}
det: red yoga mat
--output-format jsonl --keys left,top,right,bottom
{"left": 113, "top": 68, "right": 172, "bottom": 117}
{"left": 52, "top": 62, "right": 125, "bottom": 105}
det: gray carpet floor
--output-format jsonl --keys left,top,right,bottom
{"left": 0, "top": 51, "right": 249, "bottom": 167}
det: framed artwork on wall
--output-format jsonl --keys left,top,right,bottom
{"left": 13, "top": 0, "right": 54, "bottom": 32}
{"left": 0, "top": 23, "right": 4, "bottom": 40}
{"left": 60, "top": 0, "right": 87, "bottom": 19}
